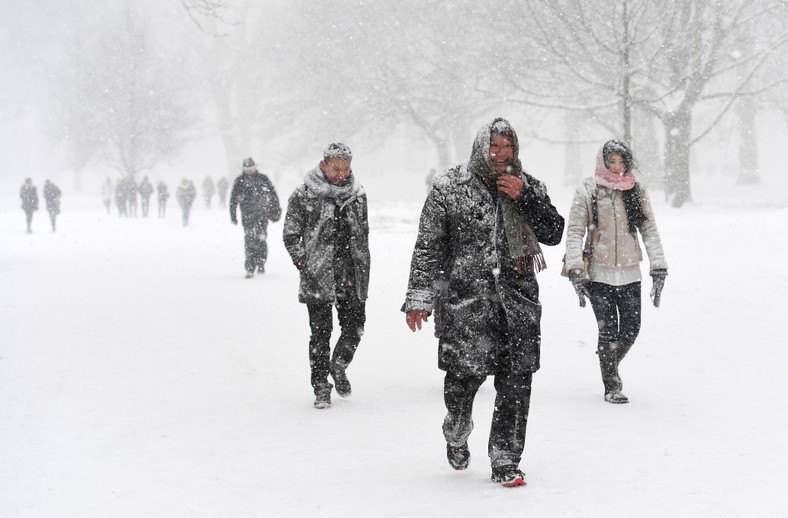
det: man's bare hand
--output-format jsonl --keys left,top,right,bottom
{"left": 406, "top": 310, "right": 430, "bottom": 332}
{"left": 496, "top": 174, "right": 524, "bottom": 200}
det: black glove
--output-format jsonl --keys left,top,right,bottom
{"left": 650, "top": 269, "right": 667, "bottom": 307}
{"left": 231, "top": 216, "right": 238, "bottom": 225}
{"left": 568, "top": 270, "right": 590, "bottom": 307}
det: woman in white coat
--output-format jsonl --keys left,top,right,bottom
{"left": 564, "top": 140, "right": 668, "bottom": 404}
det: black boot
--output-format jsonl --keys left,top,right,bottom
{"left": 599, "top": 343, "right": 628, "bottom": 404}
{"left": 330, "top": 361, "right": 351, "bottom": 398}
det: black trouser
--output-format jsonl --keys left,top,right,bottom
{"left": 443, "top": 369, "right": 533, "bottom": 469}
{"left": 24, "top": 209, "right": 34, "bottom": 231}
{"left": 306, "top": 295, "right": 366, "bottom": 394}
{"left": 158, "top": 200, "right": 166, "bottom": 218}
{"left": 47, "top": 209, "right": 57, "bottom": 231}
{"left": 588, "top": 281, "right": 641, "bottom": 392}
{"left": 243, "top": 219, "right": 268, "bottom": 273}
{"left": 141, "top": 197, "right": 150, "bottom": 217}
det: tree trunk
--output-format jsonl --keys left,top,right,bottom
{"left": 632, "top": 109, "right": 662, "bottom": 187}
{"left": 662, "top": 109, "right": 692, "bottom": 207}
{"left": 735, "top": 95, "right": 759, "bottom": 185}
{"left": 563, "top": 111, "right": 583, "bottom": 186}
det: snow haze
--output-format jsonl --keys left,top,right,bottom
{"left": 2, "top": 1, "right": 788, "bottom": 516}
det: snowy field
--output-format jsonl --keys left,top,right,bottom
{"left": 2, "top": 175, "right": 787, "bottom": 517}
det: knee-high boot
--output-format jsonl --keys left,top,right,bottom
{"left": 598, "top": 343, "right": 627, "bottom": 403}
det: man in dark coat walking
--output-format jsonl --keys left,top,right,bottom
{"left": 283, "top": 143, "right": 370, "bottom": 409}
{"left": 20, "top": 177, "right": 39, "bottom": 233}
{"left": 403, "top": 118, "right": 564, "bottom": 487}
{"left": 138, "top": 176, "right": 153, "bottom": 217}
{"left": 43, "top": 179, "right": 62, "bottom": 232}
{"left": 230, "top": 158, "right": 281, "bottom": 278}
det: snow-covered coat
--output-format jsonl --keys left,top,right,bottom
{"left": 565, "top": 177, "right": 667, "bottom": 278}
{"left": 229, "top": 172, "right": 281, "bottom": 227}
{"left": 20, "top": 183, "right": 39, "bottom": 212}
{"left": 176, "top": 182, "right": 196, "bottom": 209}
{"left": 283, "top": 169, "right": 370, "bottom": 304}
{"left": 404, "top": 121, "right": 565, "bottom": 375}
{"left": 138, "top": 178, "right": 154, "bottom": 200}
{"left": 43, "top": 182, "right": 61, "bottom": 214}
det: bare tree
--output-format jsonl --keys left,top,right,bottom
{"left": 54, "top": 8, "right": 202, "bottom": 181}
{"left": 500, "top": 0, "right": 788, "bottom": 206}
{"left": 255, "top": 1, "right": 495, "bottom": 170}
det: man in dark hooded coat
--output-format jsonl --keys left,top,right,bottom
{"left": 403, "top": 118, "right": 564, "bottom": 487}
{"left": 229, "top": 158, "right": 281, "bottom": 278}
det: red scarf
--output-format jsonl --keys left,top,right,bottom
{"left": 594, "top": 149, "right": 636, "bottom": 190}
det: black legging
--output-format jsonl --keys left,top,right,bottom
{"left": 587, "top": 281, "right": 642, "bottom": 356}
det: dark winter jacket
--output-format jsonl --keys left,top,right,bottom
{"left": 229, "top": 171, "right": 281, "bottom": 227}
{"left": 157, "top": 182, "right": 169, "bottom": 202}
{"left": 138, "top": 178, "right": 154, "bottom": 200}
{"left": 283, "top": 167, "right": 370, "bottom": 304}
{"left": 404, "top": 119, "right": 564, "bottom": 375}
{"left": 20, "top": 183, "right": 39, "bottom": 212}
{"left": 43, "top": 182, "right": 61, "bottom": 214}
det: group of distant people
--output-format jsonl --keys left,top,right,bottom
{"left": 100, "top": 175, "right": 230, "bottom": 226}
{"left": 229, "top": 118, "right": 668, "bottom": 489}
{"left": 19, "top": 178, "right": 61, "bottom": 232}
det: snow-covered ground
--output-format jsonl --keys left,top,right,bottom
{"left": 2, "top": 175, "right": 787, "bottom": 517}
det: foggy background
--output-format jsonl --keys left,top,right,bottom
{"left": 2, "top": 0, "right": 788, "bottom": 205}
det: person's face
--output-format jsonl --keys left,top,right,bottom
{"left": 320, "top": 157, "right": 352, "bottom": 186}
{"left": 606, "top": 152, "right": 627, "bottom": 175}
{"left": 489, "top": 134, "right": 514, "bottom": 175}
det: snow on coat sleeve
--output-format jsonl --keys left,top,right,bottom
{"left": 282, "top": 187, "right": 306, "bottom": 268}
{"left": 263, "top": 176, "right": 282, "bottom": 222}
{"left": 518, "top": 173, "right": 565, "bottom": 246}
{"left": 403, "top": 184, "right": 450, "bottom": 314}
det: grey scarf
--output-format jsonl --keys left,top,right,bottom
{"left": 304, "top": 166, "right": 360, "bottom": 208}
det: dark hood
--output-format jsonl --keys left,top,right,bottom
{"left": 467, "top": 117, "right": 523, "bottom": 180}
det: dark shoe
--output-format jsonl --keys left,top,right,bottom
{"left": 491, "top": 466, "right": 527, "bottom": 487}
{"left": 257, "top": 264, "right": 265, "bottom": 274}
{"left": 330, "top": 364, "right": 351, "bottom": 398}
{"left": 314, "top": 390, "right": 331, "bottom": 409}
{"left": 446, "top": 442, "right": 470, "bottom": 470}
{"left": 245, "top": 271, "right": 254, "bottom": 279}
{"left": 604, "top": 390, "right": 629, "bottom": 404}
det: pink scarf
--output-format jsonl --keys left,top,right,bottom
{"left": 595, "top": 149, "right": 636, "bottom": 190}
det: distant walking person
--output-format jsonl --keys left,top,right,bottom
{"left": 138, "top": 176, "right": 154, "bottom": 217}
{"left": 115, "top": 177, "right": 128, "bottom": 217}
{"left": 176, "top": 178, "right": 197, "bottom": 227}
{"left": 20, "top": 177, "right": 39, "bottom": 233}
{"left": 157, "top": 181, "right": 169, "bottom": 218}
{"left": 283, "top": 143, "right": 370, "bottom": 409}
{"left": 230, "top": 158, "right": 281, "bottom": 278}
{"left": 126, "top": 176, "right": 138, "bottom": 217}
{"left": 43, "top": 180, "right": 62, "bottom": 232}
{"left": 101, "top": 177, "right": 113, "bottom": 214}
{"left": 564, "top": 140, "right": 667, "bottom": 404}
{"left": 217, "top": 176, "right": 229, "bottom": 207}
{"left": 202, "top": 176, "right": 216, "bottom": 208}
